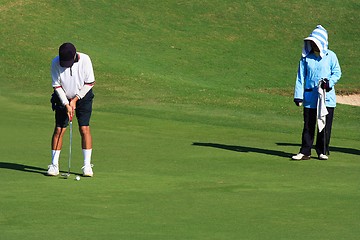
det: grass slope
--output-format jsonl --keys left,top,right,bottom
{"left": 0, "top": 1, "right": 360, "bottom": 239}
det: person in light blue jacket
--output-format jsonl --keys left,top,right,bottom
{"left": 292, "top": 25, "right": 341, "bottom": 161}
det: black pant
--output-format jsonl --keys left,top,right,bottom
{"left": 300, "top": 107, "right": 334, "bottom": 156}
{"left": 51, "top": 89, "right": 94, "bottom": 127}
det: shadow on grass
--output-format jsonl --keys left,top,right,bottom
{"left": 192, "top": 142, "right": 291, "bottom": 158}
{"left": 192, "top": 142, "right": 359, "bottom": 159}
{"left": 276, "top": 143, "right": 360, "bottom": 156}
{"left": 0, "top": 162, "right": 81, "bottom": 176}
{"left": 0, "top": 162, "right": 47, "bottom": 175}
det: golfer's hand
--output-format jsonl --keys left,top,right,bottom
{"left": 70, "top": 96, "right": 78, "bottom": 110}
{"left": 321, "top": 79, "right": 332, "bottom": 92}
{"left": 294, "top": 98, "right": 303, "bottom": 107}
{"left": 65, "top": 104, "right": 74, "bottom": 121}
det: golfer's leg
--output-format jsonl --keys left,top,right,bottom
{"left": 75, "top": 90, "right": 94, "bottom": 176}
{"left": 75, "top": 90, "right": 93, "bottom": 150}
{"left": 300, "top": 108, "right": 316, "bottom": 156}
{"left": 48, "top": 106, "right": 68, "bottom": 175}
{"left": 316, "top": 107, "right": 334, "bottom": 155}
{"left": 79, "top": 126, "right": 93, "bottom": 176}
{"left": 315, "top": 129, "right": 324, "bottom": 156}
{"left": 325, "top": 108, "right": 334, "bottom": 151}
{"left": 79, "top": 126, "right": 92, "bottom": 149}
{"left": 52, "top": 106, "right": 69, "bottom": 150}
{"left": 52, "top": 127, "right": 66, "bottom": 150}
{"left": 48, "top": 127, "right": 66, "bottom": 175}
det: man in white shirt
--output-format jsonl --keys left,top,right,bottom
{"left": 47, "top": 42, "right": 95, "bottom": 177}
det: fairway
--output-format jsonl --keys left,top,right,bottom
{"left": 1, "top": 1, "right": 360, "bottom": 239}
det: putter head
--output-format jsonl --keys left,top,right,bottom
{"left": 61, "top": 173, "right": 70, "bottom": 179}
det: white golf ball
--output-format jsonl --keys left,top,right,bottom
{"left": 75, "top": 175, "right": 81, "bottom": 181}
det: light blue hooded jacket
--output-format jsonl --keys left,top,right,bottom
{"left": 294, "top": 25, "right": 341, "bottom": 108}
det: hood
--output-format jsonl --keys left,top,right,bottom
{"left": 302, "top": 25, "right": 328, "bottom": 58}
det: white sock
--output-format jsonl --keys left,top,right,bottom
{"left": 83, "top": 149, "right": 92, "bottom": 166}
{"left": 51, "top": 150, "right": 61, "bottom": 165}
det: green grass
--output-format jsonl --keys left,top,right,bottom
{"left": 1, "top": 1, "right": 360, "bottom": 239}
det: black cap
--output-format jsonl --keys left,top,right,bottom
{"left": 59, "top": 42, "right": 76, "bottom": 68}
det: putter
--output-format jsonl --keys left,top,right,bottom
{"left": 320, "top": 79, "right": 328, "bottom": 156}
{"left": 62, "top": 116, "right": 73, "bottom": 178}
{"left": 323, "top": 86, "right": 327, "bottom": 155}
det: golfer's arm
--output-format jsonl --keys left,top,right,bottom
{"left": 54, "top": 87, "right": 69, "bottom": 106}
{"left": 329, "top": 55, "right": 341, "bottom": 88}
{"left": 294, "top": 61, "right": 305, "bottom": 99}
{"left": 76, "top": 82, "right": 95, "bottom": 99}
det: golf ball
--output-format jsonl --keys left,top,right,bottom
{"left": 75, "top": 175, "right": 80, "bottom": 181}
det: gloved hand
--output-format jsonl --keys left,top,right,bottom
{"left": 294, "top": 98, "right": 303, "bottom": 107}
{"left": 321, "top": 78, "right": 332, "bottom": 92}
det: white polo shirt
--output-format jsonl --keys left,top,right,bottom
{"left": 51, "top": 52, "right": 95, "bottom": 100}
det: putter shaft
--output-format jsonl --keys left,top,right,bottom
{"left": 68, "top": 120, "right": 73, "bottom": 175}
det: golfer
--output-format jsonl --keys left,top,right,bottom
{"left": 47, "top": 42, "right": 95, "bottom": 176}
{"left": 292, "top": 25, "right": 341, "bottom": 160}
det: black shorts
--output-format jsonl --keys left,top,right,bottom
{"left": 51, "top": 89, "right": 94, "bottom": 127}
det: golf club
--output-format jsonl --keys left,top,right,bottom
{"left": 61, "top": 116, "right": 73, "bottom": 178}
{"left": 319, "top": 78, "right": 329, "bottom": 156}
{"left": 323, "top": 85, "right": 326, "bottom": 155}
